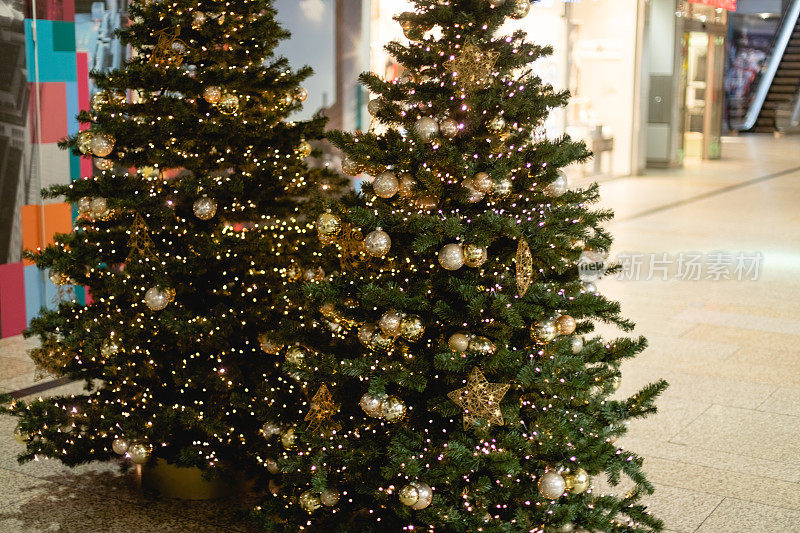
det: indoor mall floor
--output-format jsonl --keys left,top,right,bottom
{"left": 1, "top": 134, "right": 799, "bottom": 532}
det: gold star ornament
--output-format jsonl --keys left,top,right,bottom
{"left": 448, "top": 367, "right": 510, "bottom": 430}
{"left": 305, "top": 384, "right": 340, "bottom": 433}
{"left": 444, "top": 42, "right": 500, "bottom": 91}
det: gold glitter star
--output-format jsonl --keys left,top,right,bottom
{"left": 444, "top": 42, "right": 500, "bottom": 91}
{"left": 448, "top": 367, "right": 510, "bottom": 430}
{"left": 305, "top": 384, "right": 339, "bottom": 433}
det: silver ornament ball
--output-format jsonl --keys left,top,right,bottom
{"left": 373, "top": 172, "right": 399, "bottom": 198}
{"left": 112, "top": 438, "right": 129, "bottom": 455}
{"left": 571, "top": 336, "right": 584, "bottom": 354}
{"left": 364, "top": 229, "right": 391, "bottom": 257}
{"left": 379, "top": 310, "right": 404, "bottom": 337}
{"left": 462, "top": 178, "right": 485, "bottom": 203}
{"left": 380, "top": 396, "right": 406, "bottom": 422}
{"left": 438, "top": 243, "right": 465, "bottom": 271}
{"left": 90, "top": 133, "right": 115, "bottom": 158}
{"left": 538, "top": 470, "right": 566, "bottom": 499}
{"left": 320, "top": 488, "right": 340, "bottom": 507}
{"left": 414, "top": 117, "right": 439, "bottom": 142}
{"left": 144, "top": 287, "right": 170, "bottom": 311}
{"left": 448, "top": 332, "right": 471, "bottom": 353}
{"left": 544, "top": 170, "right": 568, "bottom": 197}
{"left": 359, "top": 392, "right": 383, "bottom": 417}
{"left": 193, "top": 196, "right": 218, "bottom": 220}
{"left": 439, "top": 118, "right": 460, "bottom": 139}
{"left": 128, "top": 442, "right": 152, "bottom": 464}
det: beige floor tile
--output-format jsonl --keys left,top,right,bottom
{"left": 758, "top": 387, "right": 800, "bottom": 417}
{"left": 644, "top": 457, "right": 800, "bottom": 511}
{"left": 625, "top": 398, "right": 711, "bottom": 442}
{"left": 695, "top": 498, "right": 800, "bottom": 533}
{"left": 671, "top": 404, "right": 800, "bottom": 464}
{"left": 643, "top": 484, "right": 723, "bottom": 533}
{"left": 673, "top": 308, "right": 800, "bottom": 337}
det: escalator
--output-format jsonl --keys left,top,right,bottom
{"left": 732, "top": 0, "right": 800, "bottom": 133}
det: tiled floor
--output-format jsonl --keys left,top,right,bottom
{"left": 1, "top": 134, "right": 799, "bottom": 531}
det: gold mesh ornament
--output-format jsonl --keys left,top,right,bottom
{"left": 516, "top": 238, "right": 533, "bottom": 297}
{"left": 305, "top": 384, "right": 339, "bottom": 433}
{"left": 127, "top": 213, "right": 158, "bottom": 262}
{"left": 444, "top": 42, "right": 500, "bottom": 91}
{"left": 149, "top": 27, "right": 187, "bottom": 66}
{"left": 448, "top": 367, "right": 510, "bottom": 430}
{"left": 338, "top": 224, "right": 373, "bottom": 271}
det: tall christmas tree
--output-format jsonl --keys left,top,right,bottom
{"left": 250, "top": 0, "right": 667, "bottom": 531}
{"left": 5, "top": 0, "right": 345, "bottom": 473}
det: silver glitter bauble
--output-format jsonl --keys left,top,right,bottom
{"left": 112, "top": 438, "right": 129, "bottom": 455}
{"left": 320, "top": 488, "right": 340, "bottom": 507}
{"left": 364, "top": 229, "right": 391, "bottom": 257}
{"left": 299, "top": 490, "right": 322, "bottom": 512}
{"left": 448, "top": 332, "right": 471, "bottom": 353}
{"left": 262, "top": 422, "right": 281, "bottom": 438}
{"left": 341, "top": 156, "right": 361, "bottom": 176}
{"left": 358, "top": 323, "right": 378, "bottom": 348}
{"left": 367, "top": 98, "right": 382, "bottom": 116}
{"left": 493, "top": 177, "right": 513, "bottom": 197}
{"left": 544, "top": 171, "right": 568, "bottom": 197}
{"left": 373, "top": 172, "right": 399, "bottom": 198}
{"left": 217, "top": 93, "right": 239, "bottom": 114}
{"left": 583, "top": 281, "right": 598, "bottom": 294}
{"left": 379, "top": 310, "right": 404, "bottom": 337}
{"left": 571, "top": 336, "right": 584, "bottom": 354}
{"left": 90, "top": 133, "right": 115, "bottom": 157}
{"left": 511, "top": 0, "right": 531, "bottom": 18}
{"left": 77, "top": 197, "right": 92, "bottom": 214}
{"left": 414, "top": 117, "right": 439, "bottom": 142}
{"left": 144, "top": 287, "right": 170, "bottom": 311}
{"left": 193, "top": 196, "right": 217, "bottom": 220}
{"left": 128, "top": 442, "right": 152, "bottom": 464}
{"left": 438, "top": 243, "right": 465, "bottom": 271}
{"left": 90, "top": 197, "right": 108, "bottom": 217}
{"left": 359, "top": 392, "right": 383, "bottom": 417}
{"left": 538, "top": 470, "right": 566, "bottom": 499}
{"left": 439, "top": 118, "right": 460, "bottom": 139}
{"left": 380, "top": 396, "right": 406, "bottom": 422}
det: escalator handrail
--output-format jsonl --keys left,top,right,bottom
{"left": 733, "top": 0, "right": 800, "bottom": 131}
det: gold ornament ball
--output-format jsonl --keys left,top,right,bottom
{"left": 401, "top": 20, "right": 425, "bottom": 41}
{"left": 144, "top": 287, "right": 170, "bottom": 311}
{"left": 399, "top": 484, "right": 420, "bottom": 507}
{"left": 538, "top": 470, "right": 566, "bottom": 499}
{"left": 532, "top": 317, "right": 559, "bottom": 343}
{"left": 94, "top": 157, "right": 114, "bottom": 171}
{"left": 511, "top": 0, "right": 532, "bottom": 19}
{"left": 364, "top": 229, "right": 391, "bottom": 257}
{"left": 285, "top": 346, "right": 307, "bottom": 365}
{"left": 90, "top": 91, "right": 109, "bottom": 112}
{"left": 90, "top": 197, "right": 108, "bottom": 217}
{"left": 399, "top": 315, "right": 425, "bottom": 342}
{"left": 358, "top": 323, "right": 378, "bottom": 348}
{"left": 556, "top": 314, "right": 576, "bottom": 335}
{"left": 472, "top": 172, "right": 493, "bottom": 193}
{"left": 399, "top": 70, "right": 418, "bottom": 85}
{"left": 380, "top": 396, "right": 406, "bottom": 422}
{"left": 468, "top": 336, "right": 496, "bottom": 355}
{"left": 359, "top": 392, "right": 383, "bottom": 417}
{"left": 416, "top": 195, "right": 439, "bottom": 210}
{"left": 111, "top": 438, "right": 129, "bottom": 455}
{"left": 611, "top": 375, "right": 622, "bottom": 391}
{"left": 398, "top": 174, "right": 417, "bottom": 197}
{"left": 341, "top": 156, "right": 361, "bottom": 176}
{"left": 297, "top": 140, "right": 312, "bottom": 158}
{"left": 13, "top": 427, "right": 29, "bottom": 444}
{"left": 317, "top": 212, "right": 342, "bottom": 237}
{"left": 493, "top": 177, "right": 513, "bottom": 198}
{"left": 217, "top": 93, "right": 240, "bottom": 114}
{"left": 299, "top": 490, "right": 322, "bottom": 513}
{"left": 192, "top": 11, "right": 207, "bottom": 28}
{"left": 203, "top": 86, "right": 222, "bottom": 103}
{"left": 90, "top": 133, "right": 115, "bottom": 158}
{"left": 371, "top": 330, "right": 393, "bottom": 351}
{"left": 462, "top": 178, "right": 486, "bottom": 204}
{"left": 463, "top": 244, "right": 488, "bottom": 268}
{"left": 280, "top": 92, "right": 294, "bottom": 106}
{"left": 295, "top": 86, "right": 308, "bottom": 102}
{"left": 438, "top": 243, "right": 465, "bottom": 271}
{"left": 320, "top": 488, "right": 340, "bottom": 507}
{"left": 77, "top": 131, "right": 94, "bottom": 154}
{"left": 379, "top": 309, "right": 404, "bottom": 337}
{"left": 564, "top": 468, "right": 590, "bottom": 494}
{"left": 448, "top": 332, "right": 471, "bottom": 353}
{"left": 487, "top": 116, "right": 506, "bottom": 133}
{"left": 367, "top": 98, "right": 382, "bottom": 116}
{"left": 101, "top": 338, "right": 120, "bottom": 357}
{"left": 128, "top": 442, "right": 152, "bottom": 464}
{"left": 414, "top": 117, "right": 439, "bottom": 142}
{"left": 281, "top": 428, "right": 296, "bottom": 449}
{"left": 439, "top": 118, "right": 460, "bottom": 139}
{"left": 48, "top": 270, "right": 68, "bottom": 286}
{"left": 193, "top": 196, "right": 218, "bottom": 220}
{"left": 373, "top": 172, "right": 399, "bottom": 198}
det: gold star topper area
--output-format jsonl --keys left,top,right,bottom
{"left": 448, "top": 367, "right": 510, "bottom": 430}
{"left": 444, "top": 42, "right": 500, "bottom": 91}
{"left": 305, "top": 384, "right": 340, "bottom": 433}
